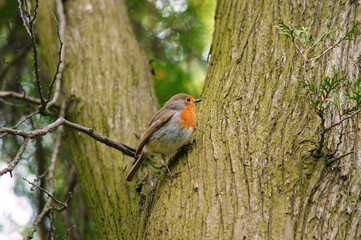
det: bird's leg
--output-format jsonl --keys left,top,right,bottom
{"left": 161, "top": 155, "right": 181, "bottom": 182}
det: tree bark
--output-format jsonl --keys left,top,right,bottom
{"left": 37, "top": 0, "right": 361, "bottom": 239}
{"left": 37, "top": 0, "right": 158, "bottom": 239}
{"left": 143, "top": 1, "right": 361, "bottom": 239}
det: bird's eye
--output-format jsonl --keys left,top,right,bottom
{"left": 186, "top": 98, "right": 191, "bottom": 102}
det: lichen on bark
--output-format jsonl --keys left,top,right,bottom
{"left": 143, "top": 0, "right": 361, "bottom": 239}
{"left": 37, "top": 0, "right": 361, "bottom": 239}
{"left": 37, "top": 0, "right": 158, "bottom": 238}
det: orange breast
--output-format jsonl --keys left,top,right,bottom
{"left": 179, "top": 104, "right": 196, "bottom": 129}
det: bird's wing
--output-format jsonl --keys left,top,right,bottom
{"left": 135, "top": 110, "right": 176, "bottom": 156}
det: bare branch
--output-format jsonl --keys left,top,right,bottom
{"left": 25, "top": 200, "right": 52, "bottom": 240}
{"left": 46, "top": 11, "right": 65, "bottom": 109}
{"left": 49, "top": 209, "right": 56, "bottom": 240}
{"left": 0, "top": 116, "right": 136, "bottom": 157}
{"left": 61, "top": 167, "right": 77, "bottom": 239}
{"left": 13, "top": 111, "right": 40, "bottom": 129}
{"left": 305, "top": 36, "right": 324, "bottom": 54}
{"left": 17, "top": 0, "right": 31, "bottom": 36}
{"left": 23, "top": 178, "right": 67, "bottom": 208}
{"left": 30, "top": 28, "right": 45, "bottom": 107}
{"left": 307, "top": 43, "right": 340, "bottom": 62}
{"left": 325, "top": 109, "right": 361, "bottom": 132}
{"left": 307, "top": 25, "right": 358, "bottom": 62}
{"left": 0, "top": 137, "right": 30, "bottom": 177}
{"left": 326, "top": 151, "right": 354, "bottom": 166}
{"left": 63, "top": 225, "right": 77, "bottom": 240}
{"left": 0, "top": 91, "right": 42, "bottom": 105}
{"left": 47, "top": 98, "right": 65, "bottom": 199}
{"left": 28, "top": 0, "right": 39, "bottom": 25}
{"left": 292, "top": 39, "right": 307, "bottom": 60}
{"left": 0, "top": 117, "right": 64, "bottom": 138}
{"left": 17, "top": 0, "right": 45, "bottom": 107}
{"left": 0, "top": 98, "right": 23, "bottom": 107}
{"left": 62, "top": 119, "right": 136, "bottom": 157}
{"left": 24, "top": 98, "right": 67, "bottom": 239}
{"left": 0, "top": 91, "right": 61, "bottom": 110}
{"left": 0, "top": 110, "right": 39, "bottom": 138}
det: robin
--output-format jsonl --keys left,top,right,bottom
{"left": 126, "top": 93, "right": 202, "bottom": 182}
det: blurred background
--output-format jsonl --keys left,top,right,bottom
{"left": 0, "top": 0, "right": 215, "bottom": 239}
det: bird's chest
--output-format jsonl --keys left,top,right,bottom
{"left": 178, "top": 106, "right": 196, "bottom": 129}
{"left": 145, "top": 112, "right": 194, "bottom": 155}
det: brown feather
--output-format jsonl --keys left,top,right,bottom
{"left": 126, "top": 152, "right": 149, "bottom": 182}
{"left": 147, "top": 93, "right": 189, "bottom": 126}
{"left": 135, "top": 110, "right": 176, "bottom": 156}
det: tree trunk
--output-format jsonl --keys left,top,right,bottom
{"left": 37, "top": 0, "right": 158, "bottom": 239}
{"left": 142, "top": 1, "right": 361, "bottom": 239}
{"left": 37, "top": 0, "right": 361, "bottom": 239}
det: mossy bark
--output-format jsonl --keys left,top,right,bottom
{"left": 37, "top": 0, "right": 157, "bottom": 239}
{"left": 143, "top": 1, "right": 361, "bottom": 239}
{"left": 37, "top": 0, "right": 361, "bottom": 239}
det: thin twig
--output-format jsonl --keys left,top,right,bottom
{"left": 34, "top": 170, "right": 49, "bottom": 182}
{"left": 343, "top": 57, "right": 361, "bottom": 78}
{"left": 292, "top": 39, "right": 307, "bottom": 60}
{"left": 18, "top": 0, "right": 45, "bottom": 107}
{"left": 28, "top": 0, "right": 39, "bottom": 25}
{"left": 47, "top": 0, "right": 66, "bottom": 110}
{"left": 0, "top": 117, "right": 136, "bottom": 157}
{"left": 13, "top": 110, "right": 40, "bottom": 129}
{"left": 62, "top": 225, "right": 77, "bottom": 240}
{"left": 61, "top": 167, "right": 77, "bottom": 239}
{"left": 48, "top": 208, "right": 56, "bottom": 240}
{"left": 24, "top": 0, "right": 31, "bottom": 18}
{"left": 307, "top": 43, "right": 340, "bottom": 62}
{"left": 25, "top": 200, "right": 52, "bottom": 240}
{"left": 0, "top": 137, "right": 30, "bottom": 177}
{"left": 25, "top": 98, "right": 67, "bottom": 239}
{"left": 62, "top": 119, "right": 136, "bottom": 157}
{"left": 17, "top": 0, "right": 31, "bottom": 36}
{"left": 305, "top": 36, "right": 324, "bottom": 54}
{"left": 0, "top": 91, "right": 42, "bottom": 105}
{"left": 0, "top": 98, "right": 23, "bottom": 107}
{"left": 0, "top": 117, "right": 65, "bottom": 138}
{"left": 352, "top": 57, "right": 361, "bottom": 69}
{"left": 23, "top": 178, "right": 67, "bottom": 208}
{"left": 326, "top": 151, "right": 353, "bottom": 166}
{"left": 46, "top": 12, "right": 65, "bottom": 109}
{"left": 324, "top": 109, "right": 361, "bottom": 132}
{"left": 0, "top": 110, "right": 39, "bottom": 138}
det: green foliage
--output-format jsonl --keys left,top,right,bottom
{"left": 278, "top": 19, "right": 361, "bottom": 120}
{"left": 342, "top": 20, "right": 361, "bottom": 41}
{"left": 277, "top": 19, "right": 361, "bottom": 157}
{"left": 0, "top": 0, "right": 215, "bottom": 238}
{"left": 344, "top": 76, "right": 361, "bottom": 115}
{"left": 277, "top": 20, "right": 332, "bottom": 48}
{"left": 126, "top": 0, "right": 215, "bottom": 104}
{"left": 299, "top": 66, "right": 348, "bottom": 113}
{"left": 277, "top": 20, "right": 360, "bottom": 61}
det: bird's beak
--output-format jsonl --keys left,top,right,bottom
{"left": 194, "top": 99, "right": 202, "bottom": 103}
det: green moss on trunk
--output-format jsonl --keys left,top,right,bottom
{"left": 144, "top": 0, "right": 361, "bottom": 239}
{"left": 37, "top": 0, "right": 158, "bottom": 239}
{"left": 37, "top": 0, "right": 361, "bottom": 239}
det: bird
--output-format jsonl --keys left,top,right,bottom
{"left": 126, "top": 93, "right": 202, "bottom": 182}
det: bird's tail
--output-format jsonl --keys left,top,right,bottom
{"left": 126, "top": 152, "right": 148, "bottom": 182}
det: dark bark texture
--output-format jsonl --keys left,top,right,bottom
{"left": 143, "top": 0, "right": 361, "bottom": 239}
{"left": 38, "top": 0, "right": 158, "bottom": 239}
{"left": 37, "top": 0, "right": 361, "bottom": 239}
